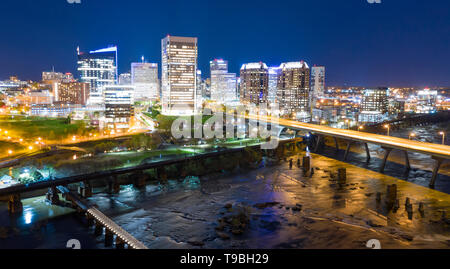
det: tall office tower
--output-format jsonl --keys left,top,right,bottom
{"left": 161, "top": 35, "right": 198, "bottom": 115}
{"left": 311, "top": 66, "right": 325, "bottom": 99}
{"left": 131, "top": 62, "right": 159, "bottom": 101}
{"left": 42, "top": 71, "right": 64, "bottom": 82}
{"left": 77, "top": 46, "right": 118, "bottom": 105}
{"left": 56, "top": 82, "right": 90, "bottom": 105}
{"left": 104, "top": 85, "right": 135, "bottom": 132}
{"left": 268, "top": 67, "right": 280, "bottom": 103}
{"left": 210, "top": 59, "right": 237, "bottom": 103}
{"left": 359, "top": 87, "right": 389, "bottom": 123}
{"left": 119, "top": 73, "right": 132, "bottom": 85}
{"left": 196, "top": 69, "right": 203, "bottom": 106}
{"left": 239, "top": 62, "right": 269, "bottom": 105}
{"left": 277, "top": 61, "right": 311, "bottom": 120}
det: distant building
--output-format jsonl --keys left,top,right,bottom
{"left": 268, "top": 67, "right": 280, "bottom": 103}
{"left": 131, "top": 62, "right": 159, "bottom": 101}
{"left": 359, "top": 87, "right": 389, "bottom": 123}
{"left": 161, "top": 35, "right": 198, "bottom": 115}
{"left": 311, "top": 66, "right": 325, "bottom": 99}
{"left": 210, "top": 59, "right": 237, "bottom": 104}
{"left": 77, "top": 46, "right": 118, "bottom": 105}
{"left": 416, "top": 89, "right": 437, "bottom": 114}
{"left": 103, "top": 85, "right": 134, "bottom": 131}
{"left": 17, "top": 90, "right": 53, "bottom": 106}
{"left": 240, "top": 62, "right": 269, "bottom": 105}
{"left": 56, "top": 82, "right": 90, "bottom": 105}
{"left": 119, "top": 73, "right": 132, "bottom": 85}
{"left": 277, "top": 61, "right": 311, "bottom": 121}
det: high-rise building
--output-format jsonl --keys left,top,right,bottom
{"left": 311, "top": 66, "right": 325, "bottom": 100}
{"left": 268, "top": 67, "right": 280, "bottom": 103}
{"left": 77, "top": 46, "right": 118, "bottom": 105}
{"left": 359, "top": 87, "right": 389, "bottom": 123}
{"left": 119, "top": 73, "right": 132, "bottom": 85}
{"left": 56, "top": 82, "right": 90, "bottom": 105}
{"left": 240, "top": 62, "right": 269, "bottom": 105}
{"left": 131, "top": 62, "right": 159, "bottom": 101}
{"left": 103, "top": 85, "right": 134, "bottom": 131}
{"left": 161, "top": 35, "right": 198, "bottom": 115}
{"left": 416, "top": 89, "right": 437, "bottom": 114}
{"left": 210, "top": 59, "right": 237, "bottom": 104}
{"left": 277, "top": 61, "right": 311, "bottom": 120}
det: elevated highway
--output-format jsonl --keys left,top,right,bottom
{"left": 247, "top": 114, "right": 450, "bottom": 186}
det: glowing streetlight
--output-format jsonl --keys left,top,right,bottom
{"left": 7, "top": 150, "right": 12, "bottom": 155}
{"left": 321, "top": 120, "right": 326, "bottom": 125}
{"left": 439, "top": 131, "right": 445, "bottom": 145}
{"left": 409, "top": 132, "right": 416, "bottom": 140}
{"left": 28, "top": 146, "right": 33, "bottom": 150}
{"left": 358, "top": 125, "right": 364, "bottom": 131}
{"left": 384, "top": 124, "right": 390, "bottom": 136}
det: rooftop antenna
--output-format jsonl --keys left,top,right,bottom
{"left": 76, "top": 46, "right": 80, "bottom": 55}
{"left": 141, "top": 55, "right": 145, "bottom": 63}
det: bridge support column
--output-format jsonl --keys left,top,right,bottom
{"left": 403, "top": 151, "right": 411, "bottom": 171}
{"left": 104, "top": 229, "right": 114, "bottom": 247}
{"left": 430, "top": 157, "right": 444, "bottom": 187}
{"left": 115, "top": 237, "right": 125, "bottom": 249}
{"left": 8, "top": 194, "right": 23, "bottom": 214}
{"left": 108, "top": 176, "right": 120, "bottom": 194}
{"left": 333, "top": 137, "right": 339, "bottom": 153}
{"left": 380, "top": 147, "right": 393, "bottom": 173}
{"left": 364, "top": 143, "right": 371, "bottom": 162}
{"left": 94, "top": 222, "right": 103, "bottom": 236}
{"left": 344, "top": 141, "right": 353, "bottom": 161}
{"left": 133, "top": 171, "right": 147, "bottom": 189}
{"left": 302, "top": 156, "right": 311, "bottom": 174}
{"left": 314, "top": 135, "right": 322, "bottom": 152}
{"left": 78, "top": 181, "right": 92, "bottom": 198}
{"left": 86, "top": 213, "right": 94, "bottom": 227}
{"left": 46, "top": 186, "right": 60, "bottom": 205}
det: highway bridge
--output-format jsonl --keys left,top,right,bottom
{"left": 247, "top": 114, "right": 450, "bottom": 187}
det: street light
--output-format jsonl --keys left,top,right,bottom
{"left": 358, "top": 125, "right": 364, "bottom": 131}
{"left": 384, "top": 124, "right": 390, "bottom": 136}
{"left": 409, "top": 132, "right": 416, "bottom": 140}
{"left": 439, "top": 131, "right": 445, "bottom": 145}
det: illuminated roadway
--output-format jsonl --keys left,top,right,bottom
{"left": 246, "top": 114, "right": 449, "bottom": 187}
{"left": 247, "top": 114, "right": 450, "bottom": 160}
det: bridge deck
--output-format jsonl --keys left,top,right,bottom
{"left": 249, "top": 115, "right": 450, "bottom": 160}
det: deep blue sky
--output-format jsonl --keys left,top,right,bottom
{"left": 0, "top": 0, "right": 449, "bottom": 87}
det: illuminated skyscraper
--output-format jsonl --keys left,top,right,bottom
{"left": 161, "top": 36, "right": 198, "bottom": 115}
{"left": 359, "top": 87, "right": 389, "bottom": 123}
{"left": 131, "top": 62, "right": 159, "bottom": 101}
{"left": 77, "top": 46, "right": 118, "bottom": 105}
{"left": 268, "top": 67, "right": 280, "bottom": 103}
{"left": 240, "top": 62, "right": 269, "bottom": 105}
{"left": 104, "top": 85, "right": 134, "bottom": 132}
{"left": 119, "top": 73, "right": 132, "bottom": 85}
{"left": 277, "top": 61, "right": 310, "bottom": 120}
{"left": 311, "top": 66, "right": 325, "bottom": 99}
{"left": 210, "top": 59, "right": 237, "bottom": 103}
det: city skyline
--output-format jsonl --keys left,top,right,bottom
{"left": 0, "top": 0, "right": 449, "bottom": 87}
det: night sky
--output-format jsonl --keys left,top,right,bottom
{"left": 0, "top": 0, "right": 449, "bottom": 87}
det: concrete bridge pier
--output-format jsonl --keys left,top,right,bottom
{"left": 107, "top": 176, "right": 120, "bottom": 194}
{"left": 403, "top": 151, "right": 411, "bottom": 172}
{"left": 86, "top": 213, "right": 95, "bottom": 227}
{"left": 430, "top": 157, "right": 444, "bottom": 187}
{"left": 380, "top": 147, "right": 393, "bottom": 173}
{"left": 314, "top": 135, "right": 322, "bottom": 152}
{"left": 344, "top": 141, "right": 354, "bottom": 161}
{"left": 78, "top": 181, "right": 93, "bottom": 198}
{"left": 8, "top": 194, "right": 23, "bottom": 214}
{"left": 94, "top": 221, "right": 104, "bottom": 236}
{"left": 333, "top": 137, "right": 339, "bottom": 153}
{"left": 104, "top": 229, "right": 114, "bottom": 247}
{"left": 115, "top": 237, "right": 125, "bottom": 249}
{"left": 364, "top": 143, "right": 371, "bottom": 162}
{"left": 46, "top": 186, "right": 60, "bottom": 205}
{"left": 133, "top": 171, "right": 147, "bottom": 189}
